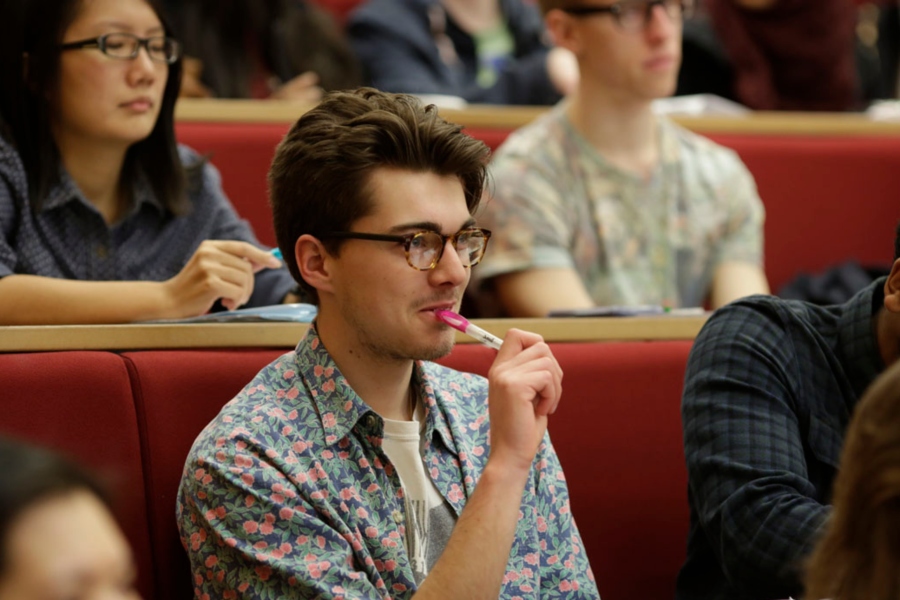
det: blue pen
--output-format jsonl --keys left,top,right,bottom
{"left": 270, "top": 247, "right": 283, "bottom": 260}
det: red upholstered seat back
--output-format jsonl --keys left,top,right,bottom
{"left": 0, "top": 351, "right": 155, "bottom": 600}
{"left": 439, "top": 340, "right": 692, "bottom": 600}
{"left": 177, "top": 120, "right": 897, "bottom": 295}
{"left": 123, "top": 348, "right": 287, "bottom": 600}
{"left": 705, "top": 134, "right": 900, "bottom": 291}
{"left": 175, "top": 122, "right": 290, "bottom": 249}
{"left": 309, "top": 0, "right": 365, "bottom": 23}
{"left": 1, "top": 339, "right": 692, "bottom": 600}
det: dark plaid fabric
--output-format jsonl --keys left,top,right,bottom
{"left": 677, "top": 279, "right": 885, "bottom": 600}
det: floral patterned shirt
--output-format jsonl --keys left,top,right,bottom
{"left": 177, "top": 324, "right": 599, "bottom": 599}
{"left": 472, "top": 101, "right": 765, "bottom": 315}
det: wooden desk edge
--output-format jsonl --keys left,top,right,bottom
{"left": 0, "top": 316, "right": 707, "bottom": 352}
{"left": 175, "top": 98, "right": 900, "bottom": 137}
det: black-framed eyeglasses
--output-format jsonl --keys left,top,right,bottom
{"left": 323, "top": 228, "right": 492, "bottom": 271}
{"left": 561, "top": 0, "right": 694, "bottom": 32}
{"left": 60, "top": 33, "right": 181, "bottom": 64}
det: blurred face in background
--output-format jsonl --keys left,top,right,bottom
{"left": 52, "top": 0, "right": 170, "bottom": 152}
{"left": 0, "top": 490, "right": 139, "bottom": 600}
{"left": 548, "top": 0, "right": 687, "bottom": 103}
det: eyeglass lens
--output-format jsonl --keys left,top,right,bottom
{"left": 102, "top": 33, "right": 179, "bottom": 62}
{"left": 618, "top": 0, "right": 691, "bottom": 30}
{"left": 408, "top": 230, "right": 487, "bottom": 270}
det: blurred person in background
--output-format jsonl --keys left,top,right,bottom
{"left": 0, "top": 0, "right": 300, "bottom": 325}
{"left": 168, "top": 0, "right": 361, "bottom": 101}
{"left": 0, "top": 436, "right": 139, "bottom": 600}
{"left": 677, "top": 0, "right": 885, "bottom": 110}
{"left": 346, "top": 0, "right": 578, "bottom": 105}
{"left": 472, "top": 0, "right": 768, "bottom": 317}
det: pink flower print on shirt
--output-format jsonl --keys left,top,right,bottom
{"left": 177, "top": 328, "right": 598, "bottom": 599}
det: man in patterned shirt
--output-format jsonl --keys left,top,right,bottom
{"left": 177, "top": 88, "right": 599, "bottom": 599}
{"left": 678, "top": 224, "right": 900, "bottom": 600}
{"left": 471, "top": 0, "right": 770, "bottom": 317}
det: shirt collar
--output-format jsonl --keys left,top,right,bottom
{"left": 40, "top": 162, "right": 165, "bottom": 215}
{"left": 838, "top": 277, "right": 886, "bottom": 402}
{"left": 296, "top": 322, "right": 459, "bottom": 457}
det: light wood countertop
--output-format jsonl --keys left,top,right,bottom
{"left": 175, "top": 98, "right": 900, "bottom": 137}
{"left": 0, "top": 315, "right": 707, "bottom": 352}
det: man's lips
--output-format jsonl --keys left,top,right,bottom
{"left": 644, "top": 55, "right": 676, "bottom": 70}
{"left": 419, "top": 301, "right": 458, "bottom": 313}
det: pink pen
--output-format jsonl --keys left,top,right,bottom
{"left": 435, "top": 309, "right": 503, "bottom": 350}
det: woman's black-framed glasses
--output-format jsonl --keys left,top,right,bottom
{"left": 60, "top": 33, "right": 181, "bottom": 64}
{"left": 324, "top": 228, "right": 492, "bottom": 271}
{"left": 561, "top": 0, "right": 694, "bottom": 32}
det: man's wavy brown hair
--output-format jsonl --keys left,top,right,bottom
{"left": 269, "top": 88, "right": 490, "bottom": 302}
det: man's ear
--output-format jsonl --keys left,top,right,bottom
{"left": 295, "top": 234, "right": 334, "bottom": 296}
{"left": 883, "top": 258, "right": 900, "bottom": 314}
{"left": 544, "top": 9, "right": 582, "bottom": 55}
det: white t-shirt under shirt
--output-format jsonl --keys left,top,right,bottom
{"left": 381, "top": 403, "right": 457, "bottom": 585}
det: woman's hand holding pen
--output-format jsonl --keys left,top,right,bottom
{"left": 159, "top": 240, "right": 282, "bottom": 317}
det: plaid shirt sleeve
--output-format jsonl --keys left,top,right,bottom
{"left": 681, "top": 301, "right": 830, "bottom": 597}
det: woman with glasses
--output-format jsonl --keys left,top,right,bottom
{"left": 346, "top": 0, "right": 579, "bottom": 105}
{"left": 0, "top": 0, "right": 299, "bottom": 325}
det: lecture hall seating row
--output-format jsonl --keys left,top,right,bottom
{"left": 175, "top": 102, "right": 900, "bottom": 295}
{"left": 0, "top": 334, "right": 692, "bottom": 600}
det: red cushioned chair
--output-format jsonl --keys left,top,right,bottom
{"left": 123, "top": 348, "right": 288, "bottom": 600}
{"left": 440, "top": 340, "right": 693, "bottom": 600}
{"left": 705, "top": 134, "right": 900, "bottom": 292}
{"left": 0, "top": 351, "right": 155, "bottom": 600}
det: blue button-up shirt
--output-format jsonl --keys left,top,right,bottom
{"left": 0, "top": 136, "right": 294, "bottom": 307}
{"left": 178, "top": 324, "right": 599, "bottom": 599}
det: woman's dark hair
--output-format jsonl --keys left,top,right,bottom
{"left": 894, "top": 220, "right": 899, "bottom": 262}
{"left": 170, "top": 0, "right": 361, "bottom": 98}
{"left": 0, "top": 0, "right": 188, "bottom": 214}
{"left": 0, "top": 436, "right": 110, "bottom": 576}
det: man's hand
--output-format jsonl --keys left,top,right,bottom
{"left": 487, "top": 329, "right": 563, "bottom": 473}
{"left": 161, "top": 240, "right": 281, "bottom": 317}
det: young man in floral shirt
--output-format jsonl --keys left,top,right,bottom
{"left": 177, "top": 88, "right": 599, "bottom": 599}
